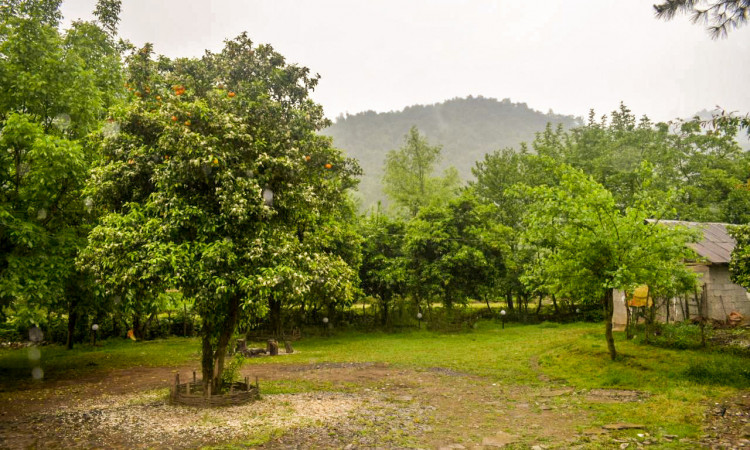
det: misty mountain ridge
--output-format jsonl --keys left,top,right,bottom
{"left": 321, "top": 95, "right": 582, "bottom": 209}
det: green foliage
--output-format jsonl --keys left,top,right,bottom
{"left": 519, "top": 160, "right": 699, "bottom": 301}
{"left": 641, "top": 322, "right": 708, "bottom": 350}
{"left": 517, "top": 160, "right": 700, "bottom": 358}
{"left": 80, "top": 35, "right": 361, "bottom": 387}
{"left": 472, "top": 102, "right": 749, "bottom": 322}
{"left": 728, "top": 223, "right": 750, "bottom": 289}
{"left": 382, "top": 126, "right": 459, "bottom": 217}
{"left": 403, "top": 192, "right": 505, "bottom": 310}
{"left": 92, "top": 0, "right": 121, "bottom": 36}
{"left": 0, "top": 0, "right": 122, "bottom": 330}
{"left": 358, "top": 206, "right": 407, "bottom": 325}
{"left": 220, "top": 353, "right": 246, "bottom": 387}
{"left": 536, "top": 105, "right": 750, "bottom": 223}
{"left": 472, "top": 147, "right": 550, "bottom": 308}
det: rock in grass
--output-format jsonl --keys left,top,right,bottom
{"left": 481, "top": 431, "right": 517, "bottom": 447}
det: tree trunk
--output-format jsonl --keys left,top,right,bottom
{"left": 536, "top": 294, "right": 543, "bottom": 317}
{"left": 269, "top": 296, "right": 282, "bottom": 338}
{"left": 696, "top": 287, "right": 706, "bottom": 347}
{"left": 604, "top": 288, "right": 617, "bottom": 361}
{"left": 66, "top": 298, "right": 78, "bottom": 350}
{"left": 381, "top": 297, "right": 389, "bottom": 326}
{"left": 112, "top": 311, "right": 120, "bottom": 338}
{"left": 183, "top": 302, "right": 188, "bottom": 337}
{"left": 505, "top": 291, "right": 514, "bottom": 311}
{"left": 625, "top": 305, "right": 634, "bottom": 340}
{"left": 551, "top": 294, "right": 559, "bottom": 315}
{"left": 484, "top": 294, "right": 492, "bottom": 314}
{"left": 133, "top": 312, "right": 142, "bottom": 340}
{"left": 201, "top": 330, "right": 214, "bottom": 393}
{"left": 212, "top": 295, "right": 241, "bottom": 392}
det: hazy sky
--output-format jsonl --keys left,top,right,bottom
{"left": 60, "top": 0, "right": 750, "bottom": 122}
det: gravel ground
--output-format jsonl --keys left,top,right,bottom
{"left": 0, "top": 387, "right": 430, "bottom": 449}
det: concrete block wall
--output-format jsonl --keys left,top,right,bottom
{"left": 611, "top": 263, "right": 750, "bottom": 329}
{"left": 705, "top": 265, "right": 750, "bottom": 321}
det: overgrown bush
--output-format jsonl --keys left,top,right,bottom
{"left": 641, "top": 322, "right": 708, "bottom": 350}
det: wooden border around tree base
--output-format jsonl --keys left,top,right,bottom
{"left": 170, "top": 373, "right": 260, "bottom": 407}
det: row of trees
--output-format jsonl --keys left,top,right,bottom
{"left": 363, "top": 105, "right": 749, "bottom": 359}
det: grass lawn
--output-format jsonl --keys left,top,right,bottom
{"left": 1, "top": 321, "right": 747, "bottom": 447}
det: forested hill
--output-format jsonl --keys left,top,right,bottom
{"left": 321, "top": 96, "right": 581, "bottom": 209}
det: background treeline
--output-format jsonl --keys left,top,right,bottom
{"left": 1, "top": 1, "right": 749, "bottom": 359}
{"left": 322, "top": 96, "right": 581, "bottom": 209}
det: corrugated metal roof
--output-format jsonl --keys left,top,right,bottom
{"left": 648, "top": 220, "right": 736, "bottom": 264}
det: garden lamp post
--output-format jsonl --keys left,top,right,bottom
{"left": 417, "top": 312, "right": 423, "bottom": 329}
{"left": 91, "top": 323, "right": 99, "bottom": 346}
{"left": 323, "top": 317, "right": 329, "bottom": 336}
{"left": 500, "top": 309, "right": 506, "bottom": 329}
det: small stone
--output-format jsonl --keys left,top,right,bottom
{"left": 619, "top": 444, "right": 630, "bottom": 449}
{"left": 481, "top": 431, "right": 517, "bottom": 447}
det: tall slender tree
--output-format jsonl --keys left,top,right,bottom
{"left": 383, "top": 126, "right": 459, "bottom": 217}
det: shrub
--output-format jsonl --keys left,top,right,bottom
{"left": 642, "top": 322, "right": 707, "bottom": 350}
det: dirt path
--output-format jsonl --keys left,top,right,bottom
{"left": 0, "top": 361, "right": 744, "bottom": 449}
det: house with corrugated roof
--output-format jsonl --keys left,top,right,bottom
{"left": 613, "top": 221, "right": 750, "bottom": 330}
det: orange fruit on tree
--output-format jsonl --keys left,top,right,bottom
{"left": 228, "top": 91, "right": 236, "bottom": 98}
{"left": 324, "top": 163, "right": 332, "bottom": 169}
{"left": 212, "top": 158, "right": 219, "bottom": 165}
{"left": 128, "top": 159, "right": 135, "bottom": 165}
{"left": 171, "top": 116, "right": 177, "bottom": 122}
{"left": 305, "top": 155, "right": 311, "bottom": 161}
{"left": 184, "top": 120, "right": 191, "bottom": 126}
